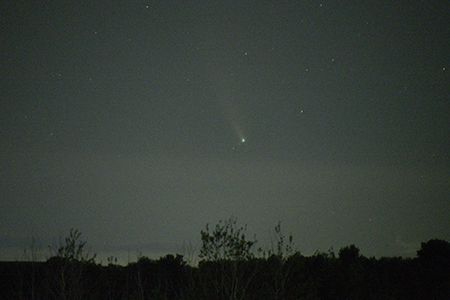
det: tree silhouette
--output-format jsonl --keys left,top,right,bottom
{"left": 3, "top": 225, "right": 450, "bottom": 299}
{"left": 417, "top": 239, "right": 450, "bottom": 261}
{"left": 416, "top": 239, "right": 450, "bottom": 299}
{"left": 338, "top": 244, "right": 360, "bottom": 264}
{"left": 198, "top": 216, "right": 259, "bottom": 300}
{"left": 45, "top": 228, "right": 96, "bottom": 300}
{"left": 199, "top": 216, "right": 257, "bottom": 261}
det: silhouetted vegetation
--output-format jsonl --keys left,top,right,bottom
{"left": 1, "top": 224, "right": 450, "bottom": 299}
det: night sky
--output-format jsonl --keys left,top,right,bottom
{"left": 1, "top": 1, "right": 449, "bottom": 263}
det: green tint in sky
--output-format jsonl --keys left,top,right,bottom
{"left": 1, "top": 0, "right": 449, "bottom": 262}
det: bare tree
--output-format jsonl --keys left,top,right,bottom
{"left": 198, "top": 216, "right": 259, "bottom": 300}
{"left": 46, "top": 228, "right": 96, "bottom": 300}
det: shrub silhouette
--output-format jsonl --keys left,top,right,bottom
{"left": 2, "top": 225, "right": 450, "bottom": 299}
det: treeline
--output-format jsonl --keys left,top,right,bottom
{"left": 1, "top": 220, "right": 449, "bottom": 300}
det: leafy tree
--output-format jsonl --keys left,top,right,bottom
{"left": 416, "top": 239, "right": 450, "bottom": 299}
{"left": 417, "top": 238, "right": 450, "bottom": 261}
{"left": 338, "top": 244, "right": 360, "bottom": 264}
{"left": 336, "top": 245, "right": 365, "bottom": 300}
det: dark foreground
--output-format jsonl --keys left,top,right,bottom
{"left": 1, "top": 242, "right": 450, "bottom": 300}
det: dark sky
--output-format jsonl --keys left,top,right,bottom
{"left": 1, "top": 0, "right": 449, "bottom": 263}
